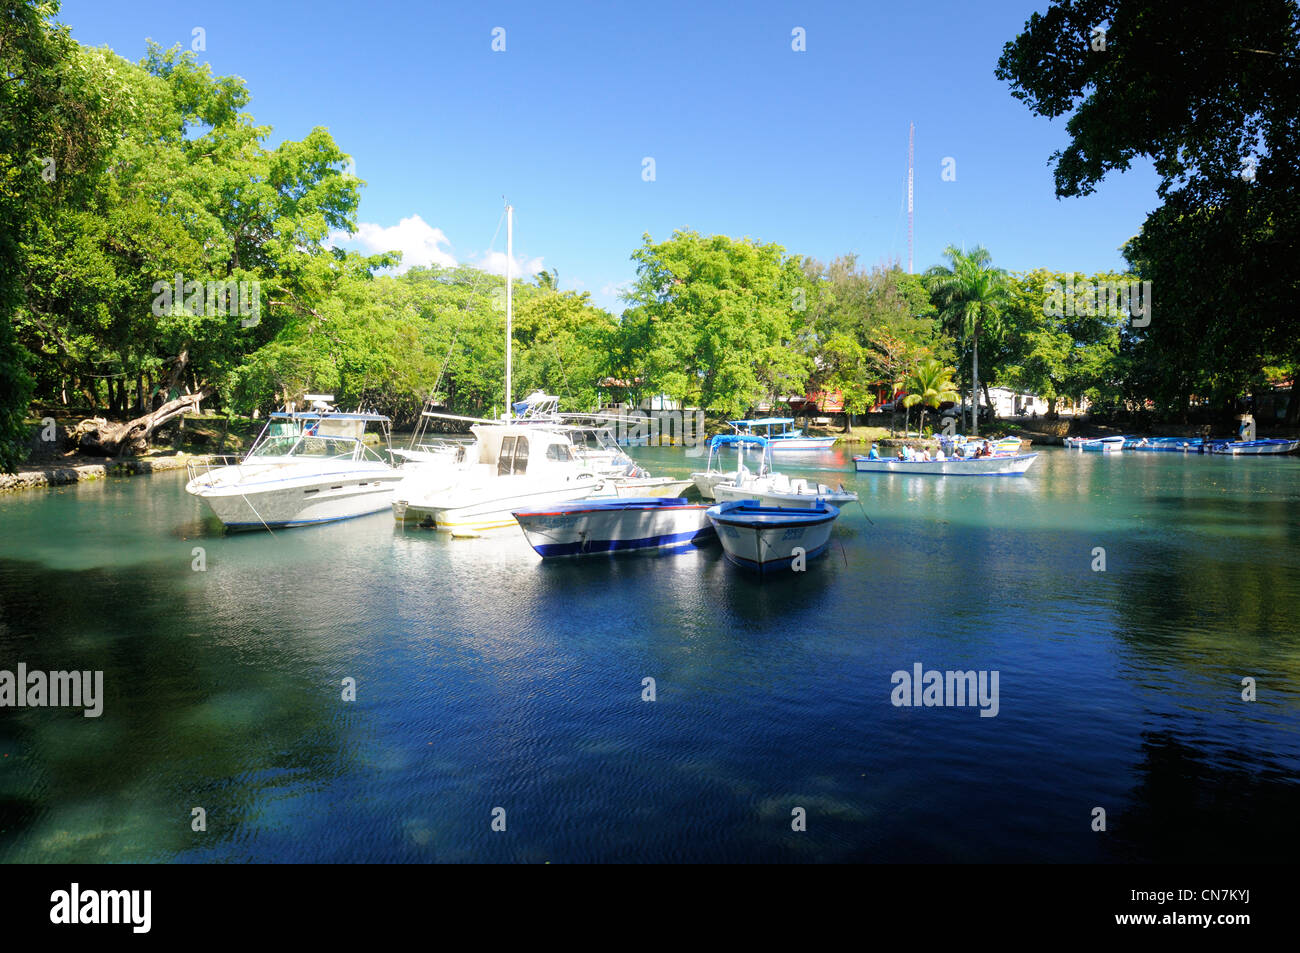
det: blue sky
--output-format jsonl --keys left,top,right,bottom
{"left": 61, "top": 0, "right": 1161, "bottom": 314}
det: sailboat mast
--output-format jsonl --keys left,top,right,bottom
{"left": 505, "top": 202, "right": 513, "bottom": 420}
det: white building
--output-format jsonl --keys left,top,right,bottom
{"left": 986, "top": 387, "right": 1089, "bottom": 417}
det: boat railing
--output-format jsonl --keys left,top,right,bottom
{"left": 185, "top": 455, "right": 242, "bottom": 487}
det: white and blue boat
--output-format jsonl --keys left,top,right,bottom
{"left": 512, "top": 497, "right": 715, "bottom": 557}
{"left": 706, "top": 499, "right": 840, "bottom": 572}
{"left": 1065, "top": 435, "right": 1126, "bottom": 452}
{"left": 1122, "top": 436, "right": 1206, "bottom": 452}
{"left": 728, "top": 418, "right": 837, "bottom": 451}
{"left": 1210, "top": 439, "right": 1300, "bottom": 456}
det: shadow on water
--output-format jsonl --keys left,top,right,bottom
{"left": 0, "top": 554, "right": 350, "bottom": 862}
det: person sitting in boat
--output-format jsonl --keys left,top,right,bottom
{"left": 902, "top": 445, "right": 915, "bottom": 461}
{"left": 868, "top": 444, "right": 880, "bottom": 460}
{"left": 920, "top": 447, "right": 932, "bottom": 461}
{"left": 935, "top": 447, "right": 946, "bottom": 461}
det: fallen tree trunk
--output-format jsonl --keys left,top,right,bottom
{"left": 74, "top": 389, "right": 213, "bottom": 457}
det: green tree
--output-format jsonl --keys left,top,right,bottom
{"left": 625, "top": 230, "right": 812, "bottom": 417}
{"left": 924, "top": 245, "right": 1010, "bottom": 435}
{"left": 996, "top": 0, "right": 1300, "bottom": 422}
{"left": 901, "top": 358, "right": 959, "bottom": 434}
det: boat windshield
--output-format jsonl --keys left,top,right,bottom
{"left": 248, "top": 434, "right": 367, "bottom": 460}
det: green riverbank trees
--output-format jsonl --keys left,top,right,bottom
{"left": 997, "top": 0, "right": 1300, "bottom": 421}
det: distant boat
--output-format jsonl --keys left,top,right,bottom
{"left": 1065, "top": 436, "right": 1125, "bottom": 452}
{"left": 1122, "top": 436, "right": 1206, "bottom": 453}
{"left": 728, "top": 418, "right": 837, "bottom": 451}
{"left": 706, "top": 499, "right": 841, "bottom": 572}
{"left": 1210, "top": 439, "right": 1300, "bottom": 456}
{"left": 853, "top": 453, "right": 1038, "bottom": 476}
{"left": 512, "top": 497, "right": 715, "bottom": 557}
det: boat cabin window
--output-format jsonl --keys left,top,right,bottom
{"left": 546, "top": 442, "right": 574, "bottom": 462}
{"left": 498, "top": 436, "right": 516, "bottom": 476}
{"left": 511, "top": 436, "right": 530, "bottom": 474}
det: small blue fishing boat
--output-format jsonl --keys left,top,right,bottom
{"left": 513, "top": 497, "right": 715, "bottom": 557}
{"left": 705, "top": 499, "right": 840, "bottom": 572}
{"left": 1122, "top": 436, "right": 1206, "bottom": 452}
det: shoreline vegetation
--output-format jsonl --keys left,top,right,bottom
{"left": 3, "top": 4, "right": 1297, "bottom": 477}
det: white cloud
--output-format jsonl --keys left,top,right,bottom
{"left": 600, "top": 280, "right": 633, "bottom": 299}
{"left": 328, "top": 214, "right": 457, "bottom": 272}
{"left": 476, "top": 249, "right": 544, "bottom": 278}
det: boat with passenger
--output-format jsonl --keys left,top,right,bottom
{"left": 853, "top": 452, "right": 1037, "bottom": 475}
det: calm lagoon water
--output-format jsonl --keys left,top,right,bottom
{"left": 0, "top": 446, "right": 1297, "bottom": 862}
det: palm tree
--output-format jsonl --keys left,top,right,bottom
{"left": 902, "top": 358, "right": 960, "bottom": 434}
{"left": 924, "top": 245, "right": 1009, "bottom": 436}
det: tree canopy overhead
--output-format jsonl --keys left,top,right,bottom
{"left": 996, "top": 0, "right": 1300, "bottom": 420}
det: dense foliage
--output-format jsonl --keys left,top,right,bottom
{"left": 2, "top": 0, "right": 1293, "bottom": 470}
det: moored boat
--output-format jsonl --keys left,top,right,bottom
{"left": 1122, "top": 436, "right": 1206, "bottom": 452}
{"left": 1066, "top": 436, "right": 1125, "bottom": 452}
{"left": 728, "top": 418, "right": 837, "bottom": 450}
{"left": 185, "top": 404, "right": 403, "bottom": 530}
{"left": 712, "top": 470, "right": 858, "bottom": 508}
{"left": 706, "top": 499, "right": 840, "bottom": 572}
{"left": 512, "top": 497, "right": 715, "bottom": 557}
{"left": 1210, "top": 439, "right": 1300, "bottom": 455}
{"left": 691, "top": 434, "right": 773, "bottom": 500}
{"left": 392, "top": 424, "right": 604, "bottom": 532}
{"left": 853, "top": 453, "right": 1038, "bottom": 475}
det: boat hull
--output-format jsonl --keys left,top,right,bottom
{"left": 513, "top": 499, "right": 715, "bottom": 557}
{"left": 852, "top": 453, "right": 1038, "bottom": 476}
{"left": 767, "top": 436, "right": 838, "bottom": 451}
{"left": 395, "top": 474, "right": 605, "bottom": 533}
{"left": 706, "top": 501, "right": 840, "bottom": 573}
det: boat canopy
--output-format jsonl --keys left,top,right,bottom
{"left": 269, "top": 411, "right": 391, "bottom": 423}
{"left": 730, "top": 418, "right": 795, "bottom": 427}
{"left": 709, "top": 434, "right": 771, "bottom": 449}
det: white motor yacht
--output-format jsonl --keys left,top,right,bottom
{"left": 392, "top": 423, "right": 604, "bottom": 533}
{"left": 185, "top": 402, "right": 402, "bottom": 529}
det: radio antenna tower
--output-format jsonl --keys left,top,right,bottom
{"left": 907, "top": 122, "right": 914, "bottom": 274}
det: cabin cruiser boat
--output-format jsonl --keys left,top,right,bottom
{"left": 562, "top": 423, "right": 694, "bottom": 498}
{"left": 185, "top": 401, "right": 402, "bottom": 529}
{"left": 392, "top": 423, "right": 604, "bottom": 533}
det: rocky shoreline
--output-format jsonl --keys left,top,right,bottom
{"left": 0, "top": 453, "right": 211, "bottom": 494}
